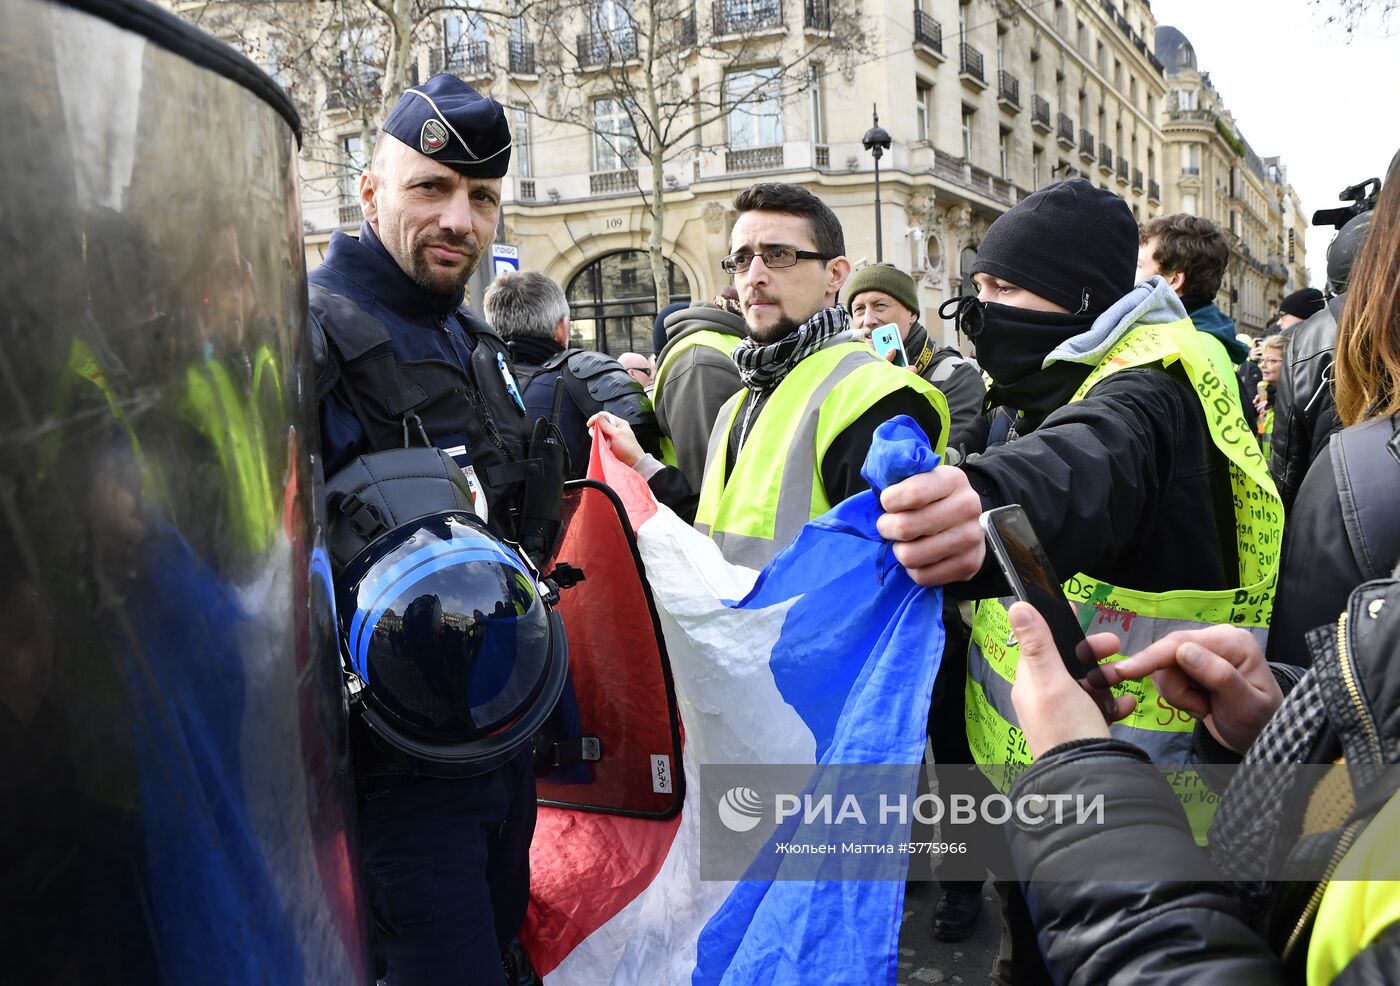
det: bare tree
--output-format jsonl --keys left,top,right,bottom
{"left": 1310, "top": 0, "right": 1398, "bottom": 35}
{"left": 517, "top": 0, "right": 872, "bottom": 309}
{"left": 173, "top": 1, "right": 516, "bottom": 208}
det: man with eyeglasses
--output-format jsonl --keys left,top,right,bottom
{"left": 594, "top": 181, "right": 949, "bottom": 568}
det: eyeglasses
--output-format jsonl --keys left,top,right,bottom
{"left": 1260, "top": 357, "right": 1283, "bottom": 367}
{"left": 720, "top": 247, "right": 834, "bottom": 274}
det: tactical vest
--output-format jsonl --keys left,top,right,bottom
{"left": 966, "top": 318, "right": 1284, "bottom": 837}
{"left": 653, "top": 329, "right": 742, "bottom": 467}
{"left": 309, "top": 284, "right": 533, "bottom": 530}
{"left": 514, "top": 347, "right": 652, "bottom": 428}
{"left": 1307, "top": 787, "right": 1400, "bottom": 983}
{"left": 694, "top": 341, "right": 949, "bottom": 569}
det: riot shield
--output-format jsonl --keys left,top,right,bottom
{"left": 536, "top": 480, "right": 685, "bottom": 818}
{"left": 0, "top": 0, "right": 369, "bottom": 980}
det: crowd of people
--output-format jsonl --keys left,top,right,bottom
{"left": 309, "top": 69, "right": 1399, "bottom": 986}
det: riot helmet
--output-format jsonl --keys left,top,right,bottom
{"left": 326, "top": 447, "right": 567, "bottom": 777}
{"left": 1326, "top": 210, "right": 1373, "bottom": 296}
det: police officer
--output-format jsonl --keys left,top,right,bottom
{"left": 308, "top": 75, "right": 542, "bottom": 985}
{"left": 484, "top": 269, "right": 662, "bottom": 479}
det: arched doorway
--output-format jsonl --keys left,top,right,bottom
{"left": 566, "top": 251, "right": 691, "bottom": 355}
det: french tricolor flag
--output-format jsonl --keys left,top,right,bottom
{"left": 524, "top": 417, "right": 946, "bottom": 985}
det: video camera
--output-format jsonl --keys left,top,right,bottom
{"left": 1312, "top": 176, "right": 1382, "bottom": 229}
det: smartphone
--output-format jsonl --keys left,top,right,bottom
{"left": 978, "top": 505, "right": 1116, "bottom": 721}
{"left": 870, "top": 324, "right": 908, "bottom": 367}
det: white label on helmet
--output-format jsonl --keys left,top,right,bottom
{"left": 651, "top": 755, "right": 672, "bottom": 794}
{"left": 462, "top": 465, "right": 489, "bottom": 524}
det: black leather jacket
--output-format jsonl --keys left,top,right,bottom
{"left": 1268, "top": 413, "right": 1400, "bottom": 667}
{"left": 1271, "top": 296, "right": 1346, "bottom": 512}
{"left": 1005, "top": 565, "right": 1400, "bottom": 984}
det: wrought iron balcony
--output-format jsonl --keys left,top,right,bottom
{"left": 1056, "top": 112, "right": 1074, "bottom": 145}
{"left": 959, "top": 42, "right": 984, "bottom": 81}
{"left": 1132, "top": 168, "right": 1143, "bottom": 191}
{"left": 431, "top": 41, "right": 490, "bottom": 79}
{"left": 577, "top": 30, "right": 638, "bottom": 67}
{"left": 590, "top": 169, "right": 637, "bottom": 194}
{"left": 508, "top": 40, "right": 536, "bottom": 74}
{"left": 1099, "top": 144, "right": 1113, "bottom": 171}
{"left": 713, "top": 0, "right": 783, "bottom": 36}
{"left": 726, "top": 144, "right": 784, "bottom": 172}
{"left": 1148, "top": 178, "right": 1161, "bottom": 201}
{"left": 804, "top": 0, "right": 830, "bottom": 30}
{"left": 1181, "top": 165, "right": 1201, "bottom": 176}
{"left": 1031, "top": 94, "right": 1051, "bottom": 130}
{"left": 1079, "top": 129, "right": 1095, "bottom": 159}
{"left": 914, "top": 9, "right": 942, "bottom": 53}
{"left": 997, "top": 70, "right": 1019, "bottom": 107}
{"left": 1117, "top": 158, "right": 1129, "bottom": 182}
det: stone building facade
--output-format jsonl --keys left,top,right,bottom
{"left": 1154, "top": 25, "right": 1309, "bottom": 333}
{"left": 169, "top": 0, "right": 1303, "bottom": 350}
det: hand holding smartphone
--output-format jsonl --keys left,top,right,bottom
{"left": 979, "top": 505, "right": 1117, "bottom": 722}
{"left": 870, "top": 324, "right": 908, "bottom": 368}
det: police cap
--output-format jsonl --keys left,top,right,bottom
{"left": 381, "top": 74, "right": 512, "bottom": 178}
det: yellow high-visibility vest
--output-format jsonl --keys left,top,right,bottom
{"left": 966, "top": 318, "right": 1284, "bottom": 839}
{"left": 695, "top": 340, "right": 948, "bottom": 569}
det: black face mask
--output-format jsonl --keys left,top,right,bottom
{"left": 939, "top": 296, "right": 1096, "bottom": 423}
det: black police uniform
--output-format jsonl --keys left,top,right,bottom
{"left": 507, "top": 334, "right": 662, "bottom": 478}
{"left": 310, "top": 75, "right": 540, "bottom": 986}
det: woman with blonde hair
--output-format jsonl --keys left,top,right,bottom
{"left": 1254, "top": 334, "right": 1288, "bottom": 451}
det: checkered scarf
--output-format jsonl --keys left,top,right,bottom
{"left": 731, "top": 306, "right": 851, "bottom": 396}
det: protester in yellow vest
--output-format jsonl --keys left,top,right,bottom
{"left": 596, "top": 181, "right": 949, "bottom": 570}
{"left": 652, "top": 297, "right": 747, "bottom": 491}
{"left": 874, "top": 178, "right": 1283, "bottom": 981}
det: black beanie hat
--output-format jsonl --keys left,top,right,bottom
{"left": 970, "top": 179, "right": 1137, "bottom": 317}
{"left": 1278, "top": 287, "right": 1325, "bottom": 320}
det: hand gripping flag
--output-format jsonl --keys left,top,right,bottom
{"left": 524, "top": 416, "right": 946, "bottom": 985}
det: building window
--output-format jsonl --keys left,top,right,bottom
{"left": 264, "top": 36, "right": 287, "bottom": 85}
{"left": 916, "top": 80, "right": 933, "bottom": 141}
{"left": 961, "top": 105, "right": 975, "bottom": 162}
{"left": 590, "top": 0, "right": 633, "bottom": 36}
{"left": 809, "top": 63, "right": 826, "bottom": 144}
{"left": 999, "top": 128, "right": 1011, "bottom": 180}
{"left": 960, "top": 246, "right": 979, "bottom": 297}
{"left": 726, "top": 67, "right": 783, "bottom": 148}
{"left": 342, "top": 134, "right": 366, "bottom": 202}
{"left": 513, "top": 106, "right": 533, "bottom": 178}
{"left": 1032, "top": 145, "right": 1044, "bottom": 187}
{"left": 566, "top": 251, "right": 691, "bottom": 354}
{"left": 1177, "top": 88, "right": 1198, "bottom": 111}
{"left": 593, "top": 96, "right": 639, "bottom": 171}
{"left": 1183, "top": 143, "right": 1201, "bottom": 175}
{"left": 1182, "top": 192, "right": 1197, "bottom": 215}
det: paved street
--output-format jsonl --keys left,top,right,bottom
{"left": 896, "top": 878, "right": 1000, "bottom": 986}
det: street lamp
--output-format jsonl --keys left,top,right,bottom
{"left": 862, "top": 105, "right": 892, "bottom": 262}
